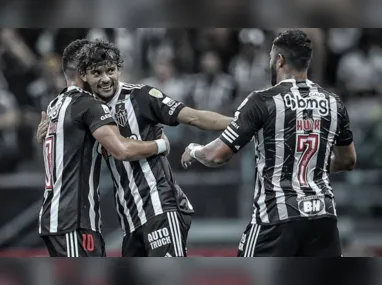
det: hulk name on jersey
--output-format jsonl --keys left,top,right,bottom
{"left": 99, "top": 82, "right": 194, "bottom": 234}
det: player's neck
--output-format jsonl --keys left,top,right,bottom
{"left": 279, "top": 70, "right": 308, "bottom": 82}
{"left": 66, "top": 80, "right": 83, "bottom": 89}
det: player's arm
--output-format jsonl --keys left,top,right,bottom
{"left": 74, "top": 96, "right": 168, "bottom": 161}
{"left": 135, "top": 86, "right": 232, "bottom": 130}
{"left": 182, "top": 94, "right": 267, "bottom": 168}
{"left": 330, "top": 101, "right": 356, "bottom": 173}
{"left": 92, "top": 125, "right": 168, "bottom": 161}
{"left": 177, "top": 107, "right": 233, "bottom": 131}
{"left": 182, "top": 139, "right": 234, "bottom": 168}
{"left": 330, "top": 143, "right": 356, "bottom": 173}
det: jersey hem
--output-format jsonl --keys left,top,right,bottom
{"left": 125, "top": 207, "right": 194, "bottom": 234}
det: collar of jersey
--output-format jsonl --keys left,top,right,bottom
{"left": 67, "top": 85, "right": 79, "bottom": 91}
{"left": 278, "top": 78, "right": 314, "bottom": 85}
{"left": 107, "top": 81, "right": 124, "bottom": 106}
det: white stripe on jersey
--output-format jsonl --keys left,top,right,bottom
{"left": 289, "top": 80, "right": 305, "bottom": 197}
{"left": 66, "top": 233, "right": 70, "bottom": 257}
{"left": 223, "top": 130, "right": 236, "bottom": 141}
{"left": 50, "top": 97, "right": 72, "bottom": 233}
{"left": 74, "top": 231, "right": 79, "bottom": 257}
{"left": 126, "top": 99, "right": 163, "bottom": 217}
{"left": 69, "top": 231, "right": 75, "bottom": 257}
{"left": 222, "top": 132, "right": 234, "bottom": 143}
{"left": 109, "top": 157, "right": 135, "bottom": 233}
{"left": 305, "top": 80, "right": 324, "bottom": 197}
{"left": 88, "top": 143, "right": 98, "bottom": 232}
{"left": 254, "top": 129, "right": 269, "bottom": 223}
{"left": 272, "top": 94, "right": 288, "bottom": 221}
{"left": 226, "top": 127, "right": 239, "bottom": 138}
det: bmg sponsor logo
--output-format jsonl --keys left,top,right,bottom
{"left": 297, "top": 195, "right": 325, "bottom": 216}
{"left": 284, "top": 92, "right": 329, "bottom": 116}
{"left": 147, "top": 227, "right": 171, "bottom": 250}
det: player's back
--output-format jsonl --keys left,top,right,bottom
{"left": 39, "top": 86, "right": 107, "bottom": 236}
{"left": 252, "top": 79, "right": 348, "bottom": 223}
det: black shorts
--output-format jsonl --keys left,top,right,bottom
{"left": 237, "top": 218, "right": 341, "bottom": 257}
{"left": 42, "top": 229, "right": 106, "bottom": 257}
{"left": 122, "top": 211, "right": 192, "bottom": 257}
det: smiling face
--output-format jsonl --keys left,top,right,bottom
{"left": 81, "top": 63, "right": 120, "bottom": 101}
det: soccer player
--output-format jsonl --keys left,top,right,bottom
{"left": 75, "top": 40, "right": 232, "bottom": 257}
{"left": 182, "top": 30, "right": 357, "bottom": 257}
{"left": 38, "top": 39, "right": 171, "bottom": 257}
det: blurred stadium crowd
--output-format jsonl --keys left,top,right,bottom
{"left": 0, "top": 28, "right": 381, "bottom": 256}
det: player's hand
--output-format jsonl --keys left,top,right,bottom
{"left": 36, "top": 111, "right": 49, "bottom": 145}
{"left": 161, "top": 132, "right": 170, "bottom": 156}
{"left": 181, "top": 143, "right": 200, "bottom": 169}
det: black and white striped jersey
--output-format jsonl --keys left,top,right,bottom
{"left": 39, "top": 86, "right": 116, "bottom": 236}
{"left": 101, "top": 82, "right": 194, "bottom": 234}
{"left": 220, "top": 79, "right": 353, "bottom": 224}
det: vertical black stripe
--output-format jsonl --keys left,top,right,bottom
{"left": 262, "top": 98, "right": 279, "bottom": 222}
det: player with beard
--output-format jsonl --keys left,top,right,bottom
{"left": 182, "top": 30, "right": 357, "bottom": 257}
{"left": 37, "top": 39, "right": 171, "bottom": 257}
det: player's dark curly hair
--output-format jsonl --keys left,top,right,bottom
{"left": 62, "top": 39, "right": 90, "bottom": 79}
{"left": 272, "top": 30, "right": 313, "bottom": 71}
{"left": 77, "top": 40, "right": 124, "bottom": 74}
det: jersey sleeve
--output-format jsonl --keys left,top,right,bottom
{"left": 219, "top": 92, "right": 268, "bottom": 153}
{"left": 335, "top": 100, "right": 353, "bottom": 146}
{"left": 133, "top": 85, "right": 185, "bottom": 126}
{"left": 72, "top": 95, "right": 116, "bottom": 133}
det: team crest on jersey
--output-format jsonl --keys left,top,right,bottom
{"left": 115, "top": 101, "right": 128, "bottom": 127}
{"left": 149, "top": 88, "right": 163, "bottom": 98}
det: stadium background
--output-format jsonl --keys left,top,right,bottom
{"left": 0, "top": 28, "right": 381, "bottom": 257}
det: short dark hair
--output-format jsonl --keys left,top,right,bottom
{"left": 272, "top": 30, "right": 313, "bottom": 71}
{"left": 62, "top": 39, "right": 90, "bottom": 79}
{"left": 77, "top": 40, "right": 124, "bottom": 74}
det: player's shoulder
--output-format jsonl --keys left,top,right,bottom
{"left": 64, "top": 86, "right": 94, "bottom": 100}
{"left": 251, "top": 83, "right": 289, "bottom": 98}
{"left": 121, "top": 82, "right": 164, "bottom": 99}
{"left": 314, "top": 83, "right": 344, "bottom": 104}
{"left": 245, "top": 84, "right": 285, "bottom": 105}
{"left": 65, "top": 86, "right": 107, "bottom": 109}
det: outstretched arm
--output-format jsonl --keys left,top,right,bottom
{"left": 177, "top": 107, "right": 233, "bottom": 131}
